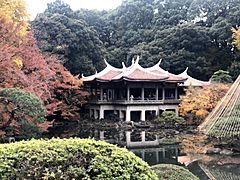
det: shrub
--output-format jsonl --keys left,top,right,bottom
{"left": 154, "top": 111, "right": 185, "bottom": 125}
{"left": 151, "top": 164, "right": 199, "bottom": 180}
{"left": 0, "top": 138, "right": 158, "bottom": 179}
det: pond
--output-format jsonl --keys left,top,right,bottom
{"left": 47, "top": 124, "right": 240, "bottom": 179}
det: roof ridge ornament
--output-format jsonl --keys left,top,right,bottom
{"left": 135, "top": 55, "right": 140, "bottom": 65}
{"left": 81, "top": 73, "right": 85, "bottom": 78}
{"left": 182, "top": 67, "right": 189, "bottom": 76}
{"left": 157, "top": 59, "right": 162, "bottom": 66}
{"left": 122, "top": 62, "right": 126, "bottom": 69}
{"left": 104, "top": 59, "right": 110, "bottom": 67}
{"left": 131, "top": 58, "right": 135, "bottom": 66}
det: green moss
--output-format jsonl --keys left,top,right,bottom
{"left": 0, "top": 138, "right": 158, "bottom": 179}
{"left": 151, "top": 164, "right": 199, "bottom": 180}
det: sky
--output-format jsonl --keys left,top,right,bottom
{"left": 26, "top": 0, "right": 123, "bottom": 19}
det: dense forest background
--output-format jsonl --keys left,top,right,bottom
{"left": 32, "top": 0, "right": 240, "bottom": 80}
{"left": 0, "top": 0, "right": 240, "bottom": 138}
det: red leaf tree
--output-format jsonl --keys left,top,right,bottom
{"left": 0, "top": 18, "right": 84, "bottom": 138}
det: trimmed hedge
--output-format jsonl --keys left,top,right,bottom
{"left": 0, "top": 138, "right": 157, "bottom": 179}
{"left": 151, "top": 164, "right": 199, "bottom": 180}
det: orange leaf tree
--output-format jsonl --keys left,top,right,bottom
{"left": 0, "top": 17, "right": 84, "bottom": 138}
{"left": 232, "top": 27, "right": 240, "bottom": 50}
{"left": 0, "top": 0, "right": 29, "bottom": 35}
{"left": 178, "top": 84, "right": 230, "bottom": 125}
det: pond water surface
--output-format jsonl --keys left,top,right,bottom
{"left": 47, "top": 124, "right": 240, "bottom": 180}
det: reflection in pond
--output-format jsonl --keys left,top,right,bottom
{"left": 47, "top": 125, "right": 240, "bottom": 179}
{"left": 48, "top": 125, "right": 181, "bottom": 165}
{"left": 131, "top": 145, "right": 178, "bottom": 165}
{"left": 83, "top": 129, "right": 181, "bottom": 166}
{"left": 188, "top": 161, "right": 240, "bottom": 180}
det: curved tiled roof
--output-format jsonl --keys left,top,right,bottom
{"left": 82, "top": 59, "right": 122, "bottom": 82}
{"left": 179, "top": 67, "right": 210, "bottom": 86}
{"left": 82, "top": 57, "right": 205, "bottom": 84}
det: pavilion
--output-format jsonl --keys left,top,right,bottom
{"left": 178, "top": 67, "right": 210, "bottom": 87}
{"left": 82, "top": 56, "right": 207, "bottom": 121}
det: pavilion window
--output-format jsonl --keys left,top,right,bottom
{"left": 108, "top": 89, "right": 113, "bottom": 100}
{"left": 130, "top": 131, "right": 142, "bottom": 142}
{"left": 130, "top": 88, "right": 141, "bottom": 100}
{"left": 165, "top": 88, "right": 176, "bottom": 99}
{"left": 96, "top": 88, "right": 101, "bottom": 100}
{"left": 144, "top": 88, "right": 156, "bottom": 100}
{"left": 103, "top": 89, "right": 108, "bottom": 100}
{"left": 158, "top": 88, "right": 163, "bottom": 100}
{"left": 122, "top": 89, "right": 127, "bottom": 100}
{"left": 115, "top": 88, "right": 125, "bottom": 100}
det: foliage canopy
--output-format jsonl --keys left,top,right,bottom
{"left": 179, "top": 84, "right": 230, "bottom": 124}
{"left": 154, "top": 111, "right": 185, "bottom": 125}
{"left": 0, "top": 88, "right": 46, "bottom": 139}
{"left": 151, "top": 164, "right": 199, "bottom": 180}
{"left": 0, "top": 138, "right": 158, "bottom": 179}
{"left": 32, "top": 0, "right": 240, "bottom": 80}
{"left": 210, "top": 70, "right": 233, "bottom": 83}
{"left": 0, "top": 0, "right": 29, "bottom": 35}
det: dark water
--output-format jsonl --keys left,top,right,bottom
{"left": 47, "top": 124, "right": 240, "bottom": 180}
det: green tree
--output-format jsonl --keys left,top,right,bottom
{"left": 0, "top": 88, "right": 46, "bottom": 123}
{"left": 228, "top": 61, "right": 240, "bottom": 80}
{"left": 154, "top": 111, "right": 185, "bottom": 125}
{"left": 152, "top": 164, "right": 199, "bottom": 180}
{"left": 211, "top": 70, "right": 233, "bottom": 83}
{"left": 0, "top": 138, "right": 158, "bottom": 179}
{"left": 31, "top": 0, "right": 240, "bottom": 80}
{"left": 32, "top": 0, "right": 105, "bottom": 75}
{"left": 0, "top": 88, "right": 46, "bottom": 138}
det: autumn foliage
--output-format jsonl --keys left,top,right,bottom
{"left": 178, "top": 84, "right": 230, "bottom": 125}
{"left": 0, "top": 17, "right": 84, "bottom": 139}
{"left": 0, "top": 0, "right": 29, "bottom": 35}
{"left": 232, "top": 27, "right": 240, "bottom": 50}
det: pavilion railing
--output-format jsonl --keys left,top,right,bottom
{"left": 89, "top": 99, "right": 180, "bottom": 105}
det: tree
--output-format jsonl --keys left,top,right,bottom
{"left": 31, "top": 0, "right": 240, "bottom": 80}
{"left": 31, "top": 0, "right": 105, "bottom": 75}
{"left": 75, "top": 9, "right": 111, "bottom": 46}
{"left": 228, "top": 27, "right": 240, "bottom": 79}
{"left": 154, "top": 111, "right": 185, "bottom": 125}
{"left": 0, "top": 17, "right": 83, "bottom": 123}
{"left": 0, "top": 0, "right": 29, "bottom": 35}
{"left": 229, "top": 60, "right": 240, "bottom": 80}
{"left": 210, "top": 70, "right": 233, "bottom": 83}
{"left": 232, "top": 27, "right": 240, "bottom": 50}
{"left": 179, "top": 84, "right": 230, "bottom": 124}
{"left": 0, "top": 88, "right": 46, "bottom": 138}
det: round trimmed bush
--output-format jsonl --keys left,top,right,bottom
{"left": 0, "top": 138, "right": 158, "bottom": 179}
{"left": 151, "top": 164, "right": 199, "bottom": 180}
